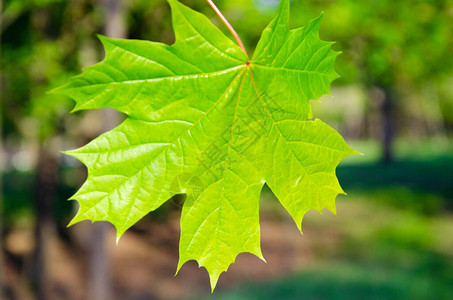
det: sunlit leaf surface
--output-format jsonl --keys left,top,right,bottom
{"left": 53, "top": 0, "right": 358, "bottom": 290}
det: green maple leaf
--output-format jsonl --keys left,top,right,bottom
{"left": 52, "top": 0, "right": 359, "bottom": 290}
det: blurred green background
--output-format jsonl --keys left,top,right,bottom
{"left": 1, "top": 0, "right": 452, "bottom": 299}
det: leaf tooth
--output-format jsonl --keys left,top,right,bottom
{"left": 67, "top": 204, "right": 87, "bottom": 228}
{"left": 295, "top": 212, "right": 305, "bottom": 234}
{"left": 209, "top": 270, "right": 222, "bottom": 293}
{"left": 115, "top": 224, "right": 129, "bottom": 243}
{"left": 68, "top": 198, "right": 127, "bottom": 244}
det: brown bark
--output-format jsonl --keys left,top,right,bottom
{"left": 28, "top": 7, "right": 60, "bottom": 299}
{"left": 370, "top": 86, "right": 396, "bottom": 164}
{"left": 32, "top": 145, "right": 59, "bottom": 300}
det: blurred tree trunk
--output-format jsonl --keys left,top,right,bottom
{"left": 0, "top": 123, "right": 3, "bottom": 299}
{"left": 29, "top": 7, "right": 59, "bottom": 300}
{"left": 0, "top": 0, "right": 4, "bottom": 294}
{"left": 32, "top": 145, "right": 58, "bottom": 300}
{"left": 371, "top": 86, "right": 395, "bottom": 164}
{"left": 87, "top": 1, "right": 127, "bottom": 300}
{"left": 0, "top": 93, "right": 4, "bottom": 300}
{"left": 381, "top": 89, "right": 395, "bottom": 164}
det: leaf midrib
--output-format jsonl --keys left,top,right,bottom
{"left": 75, "top": 67, "right": 247, "bottom": 223}
{"left": 64, "top": 61, "right": 331, "bottom": 94}
{"left": 64, "top": 65, "right": 244, "bottom": 90}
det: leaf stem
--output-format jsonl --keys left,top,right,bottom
{"left": 206, "top": 0, "right": 248, "bottom": 57}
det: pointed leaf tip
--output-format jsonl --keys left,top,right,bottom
{"left": 67, "top": 213, "right": 82, "bottom": 228}
{"left": 278, "top": 0, "right": 290, "bottom": 15}
{"left": 209, "top": 273, "right": 221, "bottom": 293}
{"left": 96, "top": 33, "right": 107, "bottom": 41}
{"left": 276, "top": 0, "right": 290, "bottom": 27}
